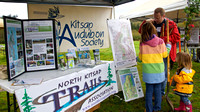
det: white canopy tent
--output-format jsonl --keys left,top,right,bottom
{"left": 119, "top": 0, "right": 188, "bottom": 22}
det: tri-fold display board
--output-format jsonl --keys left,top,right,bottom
{"left": 4, "top": 16, "right": 58, "bottom": 81}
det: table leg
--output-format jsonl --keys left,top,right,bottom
{"left": 6, "top": 92, "right": 10, "bottom": 112}
{"left": 13, "top": 94, "right": 17, "bottom": 112}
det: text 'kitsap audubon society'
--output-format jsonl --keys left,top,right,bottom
{"left": 71, "top": 20, "right": 104, "bottom": 47}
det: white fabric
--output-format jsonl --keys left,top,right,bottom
{"left": 119, "top": 0, "right": 188, "bottom": 19}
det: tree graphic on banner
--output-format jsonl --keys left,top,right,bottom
{"left": 21, "top": 89, "right": 35, "bottom": 112}
{"left": 106, "top": 64, "right": 113, "bottom": 86}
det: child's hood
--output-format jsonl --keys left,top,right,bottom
{"left": 180, "top": 68, "right": 195, "bottom": 78}
{"left": 143, "top": 34, "right": 163, "bottom": 47}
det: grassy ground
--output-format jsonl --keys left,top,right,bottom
{"left": 0, "top": 41, "right": 199, "bottom": 112}
{"left": 96, "top": 41, "right": 200, "bottom": 112}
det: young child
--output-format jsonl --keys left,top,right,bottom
{"left": 137, "top": 22, "right": 171, "bottom": 112}
{"left": 170, "top": 52, "right": 195, "bottom": 112}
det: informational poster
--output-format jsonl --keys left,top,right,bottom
{"left": 15, "top": 62, "right": 118, "bottom": 112}
{"left": 4, "top": 17, "right": 25, "bottom": 80}
{"left": 23, "top": 20, "right": 57, "bottom": 71}
{"left": 188, "top": 28, "right": 199, "bottom": 45}
{"left": 107, "top": 19, "right": 137, "bottom": 69}
{"left": 4, "top": 16, "right": 58, "bottom": 80}
{"left": 118, "top": 67, "right": 144, "bottom": 102}
{"left": 28, "top": 4, "right": 112, "bottom": 51}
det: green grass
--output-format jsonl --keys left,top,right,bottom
{"left": 96, "top": 41, "right": 200, "bottom": 112}
{"left": 0, "top": 41, "right": 200, "bottom": 112}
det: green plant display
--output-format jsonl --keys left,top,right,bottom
{"left": 21, "top": 89, "right": 36, "bottom": 112}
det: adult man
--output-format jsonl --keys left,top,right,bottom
{"left": 138, "top": 7, "right": 180, "bottom": 96}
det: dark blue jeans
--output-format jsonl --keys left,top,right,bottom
{"left": 180, "top": 96, "right": 191, "bottom": 105}
{"left": 145, "top": 83, "right": 162, "bottom": 112}
{"left": 161, "top": 58, "right": 167, "bottom": 96}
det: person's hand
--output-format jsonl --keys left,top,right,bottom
{"left": 146, "top": 18, "right": 154, "bottom": 23}
{"left": 166, "top": 42, "right": 171, "bottom": 45}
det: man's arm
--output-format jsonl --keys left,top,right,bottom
{"left": 138, "top": 19, "right": 154, "bottom": 34}
{"left": 138, "top": 20, "right": 146, "bottom": 34}
{"left": 161, "top": 21, "right": 180, "bottom": 44}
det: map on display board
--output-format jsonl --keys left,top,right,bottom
{"left": 4, "top": 17, "right": 25, "bottom": 80}
{"left": 107, "top": 19, "right": 137, "bottom": 69}
{"left": 118, "top": 67, "right": 144, "bottom": 102}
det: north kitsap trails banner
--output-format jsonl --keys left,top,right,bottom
{"left": 15, "top": 62, "right": 118, "bottom": 112}
{"left": 28, "top": 4, "right": 112, "bottom": 52}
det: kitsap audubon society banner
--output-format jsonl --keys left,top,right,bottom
{"left": 15, "top": 62, "right": 118, "bottom": 112}
{"left": 28, "top": 4, "right": 112, "bottom": 52}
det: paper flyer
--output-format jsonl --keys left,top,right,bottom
{"left": 118, "top": 67, "right": 144, "bottom": 102}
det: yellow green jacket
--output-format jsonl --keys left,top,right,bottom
{"left": 170, "top": 68, "right": 195, "bottom": 94}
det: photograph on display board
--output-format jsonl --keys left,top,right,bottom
{"left": 107, "top": 19, "right": 137, "bottom": 70}
{"left": 118, "top": 67, "right": 144, "bottom": 102}
{"left": 3, "top": 16, "right": 58, "bottom": 80}
{"left": 3, "top": 17, "right": 25, "bottom": 80}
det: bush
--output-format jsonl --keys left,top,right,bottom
{"left": 133, "top": 35, "right": 141, "bottom": 41}
{"left": 0, "top": 40, "right": 5, "bottom": 44}
{"left": 132, "top": 30, "right": 141, "bottom": 41}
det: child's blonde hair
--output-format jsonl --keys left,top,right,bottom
{"left": 176, "top": 52, "right": 192, "bottom": 70}
{"left": 141, "top": 22, "right": 157, "bottom": 42}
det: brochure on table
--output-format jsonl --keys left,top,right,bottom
{"left": 118, "top": 67, "right": 144, "bottom": 102}
{"left": 93, "top": 49, "right": 101, "bottom": 65}
{"left": 77, "top": 47, "right": 91, "bottom": 64}
{"left": 4, "top": 16, "right": 57, "bottom": 81}
{"left": 107, "top": 19, "right": 137, "bottom": 70}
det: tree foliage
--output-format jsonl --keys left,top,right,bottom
{"left": 183, "top": 0, "right": 200, "bottom": 41}
{"left": 1, "top": 14, "right": 18, "bottom": 18}
{"left": 106, "top": 64, "right": 113, "bottom": 86}
{"left": 21, "top": 89, "right": 36, "bottom": 112}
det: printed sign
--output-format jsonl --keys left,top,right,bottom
{"left": 28, "top": 4, "right": 112, "bottom": 51}
{"left": 4, "top": 17, "right": 25, "bottom": 80}
{"left": 23, "top": 20, "right": 57, "bottom": 71}
{"left": 107, "top": 19, "right": 137, "bottom": 69}
{"left": 15, "top": 62, "right": 118, "bottom": 112}
{"left": 188, "top": 28, "right": 199, "bottom": 45}
{"left": 118, "top": 67, "right": 144, "bottom": 102}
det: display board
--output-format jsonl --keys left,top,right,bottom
{"left": 107, "top": 19, "right": 137, "bottom": 69}
{"left": 4, "top": 17, "right": 25, "bottom": 81}
{"left": 180, "top": 28, "right": 199, "bottom": 45}
{"left": 188, "top": 28, "right": 199, "bottom": 45}
{"left": 23, "top": 20, "right": 57, "bottom": 71}
{"left": 118, "top": 67, "right": 144, "bottom": 102}
{"left": 4, "top": 17, "right": 58, "bottom": 80}
{"left": 28, "top": 4, "right": 112, "bottom": 51}
{"left": 15, "top": 62, "right": 118, "bottom": 112}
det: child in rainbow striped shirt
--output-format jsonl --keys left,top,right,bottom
{"left": 137, "top": 22, "right": 171, "bottom": 112}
